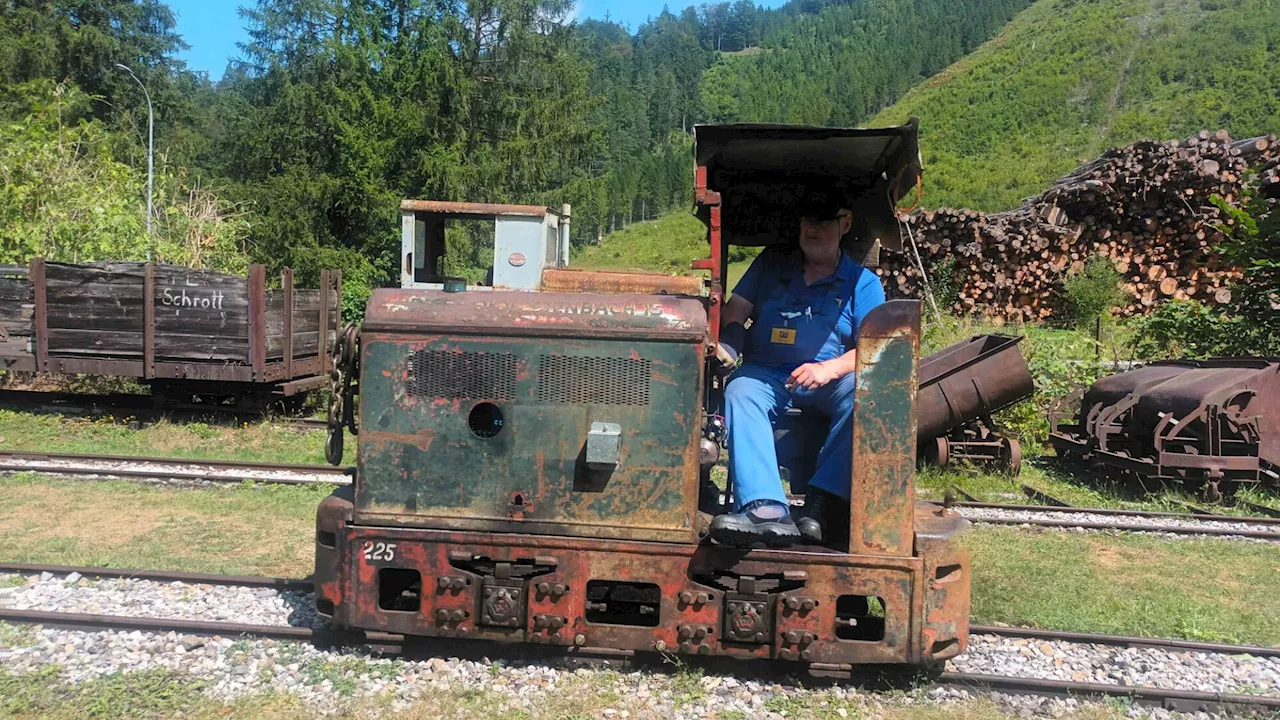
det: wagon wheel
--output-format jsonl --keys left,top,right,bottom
{"left": 999, "top": 438, "right": 1023, "bottom": 477}
{"left": 925, "top": 437, "right": 950, "bottom": 468}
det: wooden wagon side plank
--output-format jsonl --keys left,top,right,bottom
{"left": 30, "top": 258, "right": 48, "bottom": 371}
{"left": 144, "top": 263, "right": 155, "bottom": 379}
{"left": 318, "top": 270, "right": 330, "bottom": 376}
{"left": 249, "top": 265, "right": 267, "bottom": 381}
{"left": 283, "top": 267, "right": 294, "bottom": 380}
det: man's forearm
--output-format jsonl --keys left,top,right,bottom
{"left": 820, "top": 349, "right": 858, "bottom": 378}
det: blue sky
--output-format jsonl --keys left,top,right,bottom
{"left": 171, "top": 1, "right": 787, "bottom": 79}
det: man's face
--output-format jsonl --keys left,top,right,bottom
{"left": 799, "top": 211, "right": 853, "bottom": 253}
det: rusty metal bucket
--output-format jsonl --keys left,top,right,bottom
{"left": 917, "top": 335, "right": 1035, "bottom": 441}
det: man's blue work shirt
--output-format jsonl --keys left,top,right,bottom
{"left": 732, "top": 246, "right": 887, "bottom": 372}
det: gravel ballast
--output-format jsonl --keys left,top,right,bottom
{"left": 3, "top": 571, "right": 1278, "bottom": 718}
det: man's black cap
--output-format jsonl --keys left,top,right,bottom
{"left": 796, "top": 188, "right": 849, "bottom": 221}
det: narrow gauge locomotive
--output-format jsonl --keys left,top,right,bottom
{"left": 315, "top": 122, "right": 971, "bottom": 667}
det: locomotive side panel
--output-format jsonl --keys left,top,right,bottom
{"left": 354, "top": 330, "right": 706, "bottom": 543}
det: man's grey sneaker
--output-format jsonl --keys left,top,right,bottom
{"left": 710, "top": 500, "right": 800, "bottom": 548}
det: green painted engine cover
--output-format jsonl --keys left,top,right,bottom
{"left": 354, "top": 289, "right": 708, "bottom": 543}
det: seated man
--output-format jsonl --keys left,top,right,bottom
{"left": 712, "top": 191, "right": 887, "bottom": 548}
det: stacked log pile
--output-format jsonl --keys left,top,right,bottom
{"left": 1263, "top": 154, "right": 1280, "bottom": 200}
{"left": 882, "top": 130, "right": 1279, "bottom": 320}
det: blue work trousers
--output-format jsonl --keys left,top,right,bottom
{"left": 724, "top": 364, "right": 857, "bottom": 509}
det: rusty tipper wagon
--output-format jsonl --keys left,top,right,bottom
{"left": 0, "top": 260, "right": 341, "bottom": 405}
{"left": 315, "top": 121, "right": 971, "bottom": 668}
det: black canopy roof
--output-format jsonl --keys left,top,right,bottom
{"left": 693, "top": 119, "right": 922, "bottom": 252}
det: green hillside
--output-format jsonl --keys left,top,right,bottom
{"left": 873, "top": 0, "right": 1280, "bottom": 211}
{"left": 573, "top": 212, "right": 708, "bottom": 273}
{"left": 698, "top": 0, "right": 1033, "bottom": 126}
{"left": 572, "top": 211, "right": 760, "bottom": 290}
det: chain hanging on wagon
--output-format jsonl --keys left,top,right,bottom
{"left": 326, "top": 323, "right": 361, "bottom": 466}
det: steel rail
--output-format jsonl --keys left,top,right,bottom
{"left": 968, "top": 625, "right": 1280, "bottom": 659}
{"left": 935, "top": 671, "right": 1280, "bottom": 711}
{"left": 0, "top": 562, "right": 311, "bottom": 591}
{"left": 0, "top": 449, "right": 350, "bottom": 485}
{"left": 0, "top": 608, "right": 394, "bottom": 645}
{"left": 0, "top": 389, "right": 327, "bottom": 431}
{"left": 0, "top": 450, "right": 347, "bottom": 475}
{"left": 1, "top": 608, "right": 1277, "bottom": 714}
{"left": 0, "top": 463, "right": 343, "bottom": 486}
{"left": 954, "top": 500, "right": 1280, "bottom": 525}
{"left": 7, "top": 563, "right": 1280, "bottom": 660}
{"left": 966, "top": 515, "right": 1280, "bottom": 540}
{"left": 6, "top": 450, "right": 1277, "bottom": 536}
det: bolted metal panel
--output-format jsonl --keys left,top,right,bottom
{"left": 323, "top": 520, "right": 963, "bottom": 665}
{"left": 848, "top": 300, "right": 921, "bottom": 558}
{"left": 537, "top": 356, "right": 651, "bottom": 406}
{"left": 407, "top": 350, "right": 518, "bottom": 401}
{"left": 355, "top": 332, "right": 704, "bottom": 543}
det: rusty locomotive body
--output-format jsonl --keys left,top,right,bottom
{"left": 314, "top": 122, "right": 971, "bottom": 667}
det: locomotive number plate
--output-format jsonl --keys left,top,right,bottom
{"left": 361, "top": 541, "right": 398, "bottom": 563}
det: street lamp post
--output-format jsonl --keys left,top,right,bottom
{"left": 115, "top": 63, "right": 154, "bottom": 260}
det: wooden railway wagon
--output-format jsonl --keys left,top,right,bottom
{"left": 0, "top": 259, "right": 342, "bottom": 405}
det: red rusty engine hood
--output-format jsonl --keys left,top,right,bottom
{"left": 363, "top": 288, "right": 708, "bottom": 342}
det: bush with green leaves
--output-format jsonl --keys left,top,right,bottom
{"left": 0, "top": 80, "right": 248, "bottom": 273}
{"left": 1062, "top": 255, "right": 1126, "bottom": 328}
{"left": 1130, "top": 195, "right": 1278, "bottom": 359}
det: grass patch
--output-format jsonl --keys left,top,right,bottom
{"left": 0, "top": 667, "right": 208, "bottom": 719}
{"left": 765, "top": 693, "right": 814, "bottom": 715}
{"left": 919, "top": 458, "right": 1280, "bottom": 520}
{"left": 0, "top": 474, "right": 329, "bottom": 577}
{"left": 301, "top": 656, "right": 402, "bottom": 697}
{"left": 0, "top": 409, "right": 351, "bottom": 466}
{"left": 663, "top": 652, "right": 708, "bottom": 707}
{"left": 0, "top": 620, "right": 37, "bottom": 648}
{"left": 966, "top": 525, "right": 1280, "bottom": 646}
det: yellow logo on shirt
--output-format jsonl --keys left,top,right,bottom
{"left": 771, "top": 328, "right": 797, "bottom": 345}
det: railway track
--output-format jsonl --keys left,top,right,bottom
{"left": 2, "top": 563, "right": 1278, "bottom": 714}
{"left": 0, "top": 388, "right": 327, "bottom": 431}
{"left": 4, "top": 449, "right": 1280, "bottom": 539}
{"left": 0, "top": 449, "right": 348, "bottom": 485}
{"left": 947, "top": 482, "right": 1280, "bottom": 540}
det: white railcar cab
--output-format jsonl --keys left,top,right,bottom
{"left": 400, "top": 200, "right": 571, "bottom": 291}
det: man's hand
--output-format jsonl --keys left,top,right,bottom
{"left": 713, "top": 342, "right": 740, "bottom": 381}
{"left": 787, "top": 361, "right": 841, "bottom": 391}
